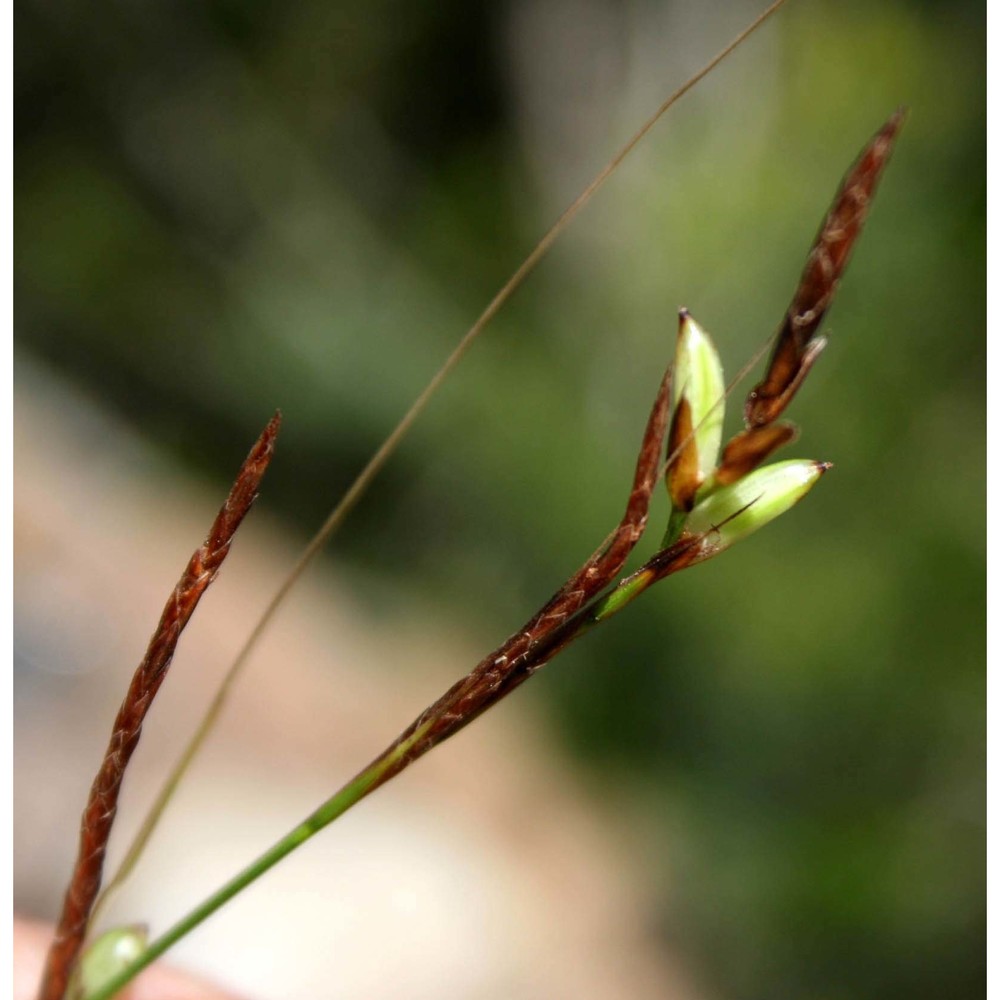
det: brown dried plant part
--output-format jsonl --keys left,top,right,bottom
{"left": 38, "top": 413, "right": 282, "bottom": 1000}
{"left": 497, "top": 531, "right": 709, "bottom": 692}
{"left": 522, "top": 366, "right": 673, "bottom": 634}
{"left": 354, "top": 366, "right": 674, "bottom": 793}
{"left": 715, "top": 422, "right": 798, "bottom": 486}
{"left": 665, "top": 396, "right": 702, "bottom": 511}
{"left": 745, "top": 107, "right": 906, "bottom": 427}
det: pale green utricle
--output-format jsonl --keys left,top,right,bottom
{"left": 684, "top": 459, "right": 828, "bottom": 552}
{"left": 673, "top": 311, "right": 726, "bottom": 482}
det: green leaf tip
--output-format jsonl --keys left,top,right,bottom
{"left": 685, "top": 459, "right": 831, "bottom": 557}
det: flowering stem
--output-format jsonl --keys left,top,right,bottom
{"left": 96, "top": 0, "right": 793, "bottom": 921}
{"left": 71, "top": 103, "right": 898, "bottom": 1000}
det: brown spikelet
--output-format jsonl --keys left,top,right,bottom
{"left": 37, "top": 412, "right": 282, "bottom": 1000}
{"left": 355, "top": 365, "right": 674, "bottom": 793}
{"left": 745, "top": 108, "right": 906, "bottom": 427}
{"left": 500, "top": 362, "right": 672, "bottom": 654}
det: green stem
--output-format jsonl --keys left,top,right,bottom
{"left": 662, "top": 508, "right": 688, "bottom": 549}
{"left": 82, "top": 729, "right": 425, "bottom": 1000}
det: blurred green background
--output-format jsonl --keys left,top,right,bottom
{"left": 15, "top": 0, "right": 984, "bottom": 997}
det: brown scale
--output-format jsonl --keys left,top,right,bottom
{"left": 716, "top": 422, "right": 798, "bottom": 486}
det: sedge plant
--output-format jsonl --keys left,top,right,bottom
{"left": 34, "top": 6, "right": 904, "bottom": 997}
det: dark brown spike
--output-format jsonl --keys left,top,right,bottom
{"left": 348, "top": 364, "right": 675, "bottom": 792}
{"left": 513, "top": 360, "right": 673, "bottom": 645}
{"left": 745, "top": 107, "right": 906, "bottom": 427}
{"left": 715, "top": 421, "right": 798, "bottom": 486}
{"left": 38, "top": 412, "right": 282, "bottom": 1000}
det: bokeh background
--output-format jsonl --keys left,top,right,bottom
{"left": 15, "top": 1, "right": 984, "bottom": 998}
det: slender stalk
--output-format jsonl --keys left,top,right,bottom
{"left": 98, "top": 0, "right": 792, "bottom": 912}
{"left": 82, "top": 760, "right": 390, "bottom": 1000}
{"left": 38, "top": 414, "right": 282, "bottom": 1000}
